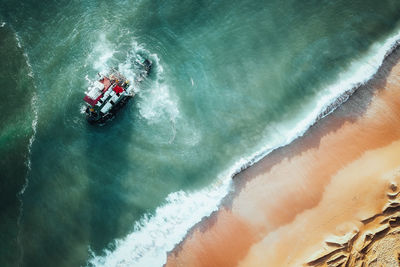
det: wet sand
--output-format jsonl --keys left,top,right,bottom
{"left": 166, "top": 46, "right": 400, "bottom": 267}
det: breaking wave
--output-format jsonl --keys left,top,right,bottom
{"left": 87, "top": 27, "right": 400, "bottom": 267}
{"left": 87, "top": 178, "right": 232, "bottom": 267}
{"left": 231, "top": 27, "right": 400, "bottom": 174}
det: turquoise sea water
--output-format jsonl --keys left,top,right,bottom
{"left": 1, "top": 0, "right": 400, "bottom": 266}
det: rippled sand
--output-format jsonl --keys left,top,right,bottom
{"left": 166, "top": 48, "right": 400, "bottom": 267}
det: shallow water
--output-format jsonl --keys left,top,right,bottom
{"left": 1, "top": 0, "right": 400, "bottom": 266}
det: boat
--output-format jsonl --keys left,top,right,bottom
{"left": 83, "top": 55, "right": 152, "bottom": 124}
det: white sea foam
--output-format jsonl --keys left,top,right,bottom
{"left": 131, "top": 52, "right": 179, "bottom": 125}
{"left": 80, "top": 104, "right": 88, "bottom": 114}
{"left": 12, "top": 29, "right": 39, "bottom": 264}
{"left": 23, "top": 53, "right": 35, "bottom": 78}
{"left": 118, "top": 41, "right": 164, "bottom": 90}
{"left": 19, "top": 93, "right": 39, "bottom": 194}
{"left": 0, "top": 22, "right": 5, "bottom": 28}
{"left": 87, "top": 37, "right": 177, "bottom": 125}
{"left": 235, "top": 27, "right": 400, "bottom": 170}
{"left": 89, "top": 34, "right": 116, "bottom": 74}
{"left": 137, "top": 82, "right": 179, "bottom": 124}
{"left": 118, "top": 41, "right": 146, "bottom": 82}
{"left": 120, "top": 42, "right": 179, "bottom": 125}
{"left": 12, "top": 32, "right": 38, "bottom": 182}
{"left": 17, "top": 91, "right": 39, "bottom": 265}
{"left": 15, "top": 33, "right": 22, "bottom": 49}
{"left": 88, "top": 178, "right": 232, "bottom": 267}
{"left": 15, "top": 32, "right": 35, "bottom": 78}
{"left": 88, "top": 28, "right": 400, "bottom": 267}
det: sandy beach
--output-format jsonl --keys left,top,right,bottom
{"left": 166, "top": 47, "right": 400, "bottom": 267}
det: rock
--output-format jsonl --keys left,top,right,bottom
{"left": 387, "top": 191, "right": 399, "bottom": 199}
{"left": 325, "top": 230, "right": 359, "bottom": 247}
{"left": 306, "top": 245, "right": 344, "bottom": 266}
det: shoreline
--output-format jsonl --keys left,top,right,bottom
{"left": 166, "top": 42, "right": 400, "bottom": 266}
{"left": 86, "top": 28, "right": 400, "bottom": 267}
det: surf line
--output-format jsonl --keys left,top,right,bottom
{"left": 88, "top": 27, "right": 400, "bottom": 267}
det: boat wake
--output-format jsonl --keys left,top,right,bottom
{"left": 87, "top": 36, "right": 179, "bottom": 127}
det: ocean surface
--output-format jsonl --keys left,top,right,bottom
{"left": 1, "top": 0, "right": 400, "bottom": 266}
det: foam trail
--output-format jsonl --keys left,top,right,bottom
{"left": 18, "top": 93, "right": 38, "bottom": 195}
{"left": 13, "top": 32, "right": 39, "bottom": 265}
{"left": 15, "top": 33, "right": 35, "bottom": 78}
{"left": 88, "top": 38, "right": 176, "bottom": 125}
{"left": 137, "top": 82, "right": 179, "bottom": 124}
{"left": 87, "top": 34, "right": 116, "bottom": 74}
{"left": 13, "top": 32, "right": 23, "bottom": 49}
{"left": 88, "top": 28, "right": 400, "bottom": 267}
{"left": 116, "top": 41, "right": 178, "bottom": 125}
{"left": 117, "top": 41, "right": 164, "bottom": 88}
{"left": 17, "top": 91, "right": 38, "bottom": 265}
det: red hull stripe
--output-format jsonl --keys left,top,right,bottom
{"left": 83, "top": 95, "right": 97, "bottom": 106}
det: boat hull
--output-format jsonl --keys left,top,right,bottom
{"left": 86, "top": 95, "right": 132, "bottom": 124}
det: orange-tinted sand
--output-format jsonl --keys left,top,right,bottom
{"left": 166, "top": 50, "right": 400, "bottom": 267}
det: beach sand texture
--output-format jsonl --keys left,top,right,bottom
{"left": 165, "top": 48, "right": 400, "bottom": 267}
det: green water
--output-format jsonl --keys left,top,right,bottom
{"left": 1, "top": 0, "right": 400, "bottom": 266}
